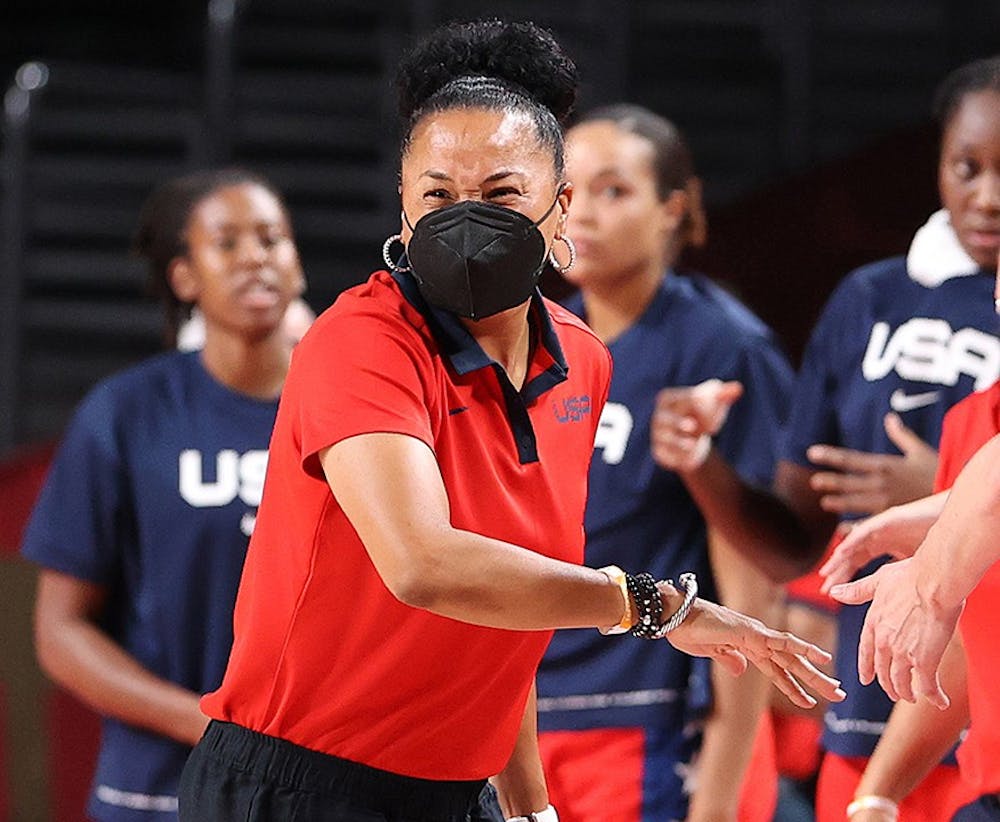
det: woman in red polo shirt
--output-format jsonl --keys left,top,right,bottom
{"left": 178, "top": 20, "right": 842, "bottom": 822}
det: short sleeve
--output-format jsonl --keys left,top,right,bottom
{"left": 934, "top": 405, "right": 964, "bottom": 493}
{"left": 934, "top": 390, "right": 999, "bottom": 493}
{"left": 779, "top": 278, "right": 861, "bottom": 466}
{"left": 715, "top": 337, "right": 794, "bottom": 486}
{"left": 21, "top": 385, "right": 126, "bottom": 584}
{"left": 289, "top": 306, "right": 435, "bottom": 470}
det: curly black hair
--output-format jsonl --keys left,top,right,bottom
{"left": 396, "top": 19, "right": 578, "bottom": 175}
{"left": 933, "top": 55, "right": 1000, "bottom": 131}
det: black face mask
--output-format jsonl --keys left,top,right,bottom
{"left": 403, "top": 195, "right": 560, "bottom": 320}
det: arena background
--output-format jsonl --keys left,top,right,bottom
{"left": 0, "top": 1, "right": 998, "bottom": 819}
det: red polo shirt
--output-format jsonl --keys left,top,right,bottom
{"left": 933, "top": 381, "right": 1000, "bottom": 795}
{"left": 202, "top": 270, "right": 611, "bottom": 780}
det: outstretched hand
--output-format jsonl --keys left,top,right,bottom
{"left": 650, "top": 379, "right": 743, "bottom": 472}
{"left": 664, "top": 594, "right": 846, "bottom": 709}
{"left": 829, "top": 558, "right": 961, "bottom": 710}
{"left": 806, "top": 413, "right": 938, "bottom": 516}
{"left": 818, "top": 498, "right": 938, "bottom": 593}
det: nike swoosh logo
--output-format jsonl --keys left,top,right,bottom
{"left": 448, "top": 406, "right": 470, "bottom": 416}
{"left": 889, "top": 389, "right": 940, "bottom": 412}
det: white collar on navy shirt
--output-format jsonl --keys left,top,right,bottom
{"left": 906, "top": 208, "right": 981, "bottom": 288}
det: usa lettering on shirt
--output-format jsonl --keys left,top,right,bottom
{"left": 179, "top": 449, "right": 267, "bottom": 536}
{"left": 862, "top": 317, "right": 1000, "bottom": 391}
{"left": 178, "top": 448, "right": 268, "bottom": 507}
{"left": 593, "top": 402, "right": 633, "bottom": 465}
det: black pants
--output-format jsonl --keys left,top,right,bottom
{"left": 179, "top": 721, "right": 495, "bottom": 822}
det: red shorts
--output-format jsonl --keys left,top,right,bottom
{"left": 816, "top": 752, "right": 976, "bottom": 822}
{"left": 539, "top": 715, "right": 776, "bottom": 822}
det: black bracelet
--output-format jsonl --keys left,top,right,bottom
{"left": 626, "top": 572, "right": 663, "bottom": 639}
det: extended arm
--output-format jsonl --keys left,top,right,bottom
{"left": 653, "top": 384, "right": 942, "bottom": 584}
{"left": 320, "top": 432, "right": 626, "bottom": 630}
{"left": 833, "top": 433, "right": 1000, "bottom": 707}
{"left": 320, "top": 432, "right": 843, "bottom": 707}
{"left": 681, "top": 453, "right": 832, "bottom": 583}
{"left": 34, "top": 569, "right": 209, "bottom": 746}
{"left": 650, "top": 380, "right": 836, "bottom": 582}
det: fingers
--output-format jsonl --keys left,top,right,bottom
{"left": 820, "top": 558, "right": 861, "bottom": 593}
{"left": 883, "top": 412, "right": 934, "bottom": 457}
{"left": 650, "top": 424, "right": 711, "bottom": 472}
{"left": 654, "top": 379, "right": 743, "bottom": 434}
{"left": 913, "top": 665, "right": 951, "bottom": 710}
{"left": 760, "top": 631, "right": 833, "bottom": 668}
{"left": 834, "top": 519, "right": 857, "bottom": 538}
{"left": 873, "top": 632, "right": 904, "bottom": 702}
{"left": 829, "top": 575, "right": 878, "bottom": 606}
{"left": 691, "top": 379, "right": 743, "bottom": 426}
{"left": 810, "top": 471, "right": 884, "bottom": 495}
{"left": 819, "top": 524, "right": 878, "bottom": 593}
{"left": 806, "top": 444, "right": 889, "bottom": 473}
{"left": 767, "top": 648, "right": 846, "bottom": 703}
{"left": 747, "top": 647, "right": 847, "bottom": 710}
{"left": 714, "top": 647, "right": 749, "bottom": 677}
{"left": 750, "top": 653, "right": 817, "bottom": 709}
{"left": 857, "top": 606, "right": 877, "bottom": 686}
{"left": 747, "top": 629, "right": 846, "bottom": 708}
{"left": 650, "top": 380, "right": 744, "bottom": 472}
{"left": 885, "top": 647, "right": 914, "bottom": 703}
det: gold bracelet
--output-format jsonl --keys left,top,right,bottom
{"left": 597, "top": 565, "right": 632, "bottom": 635}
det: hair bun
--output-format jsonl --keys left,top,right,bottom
{"left": 397, "top": 19, "right": 578, "bottom": 124}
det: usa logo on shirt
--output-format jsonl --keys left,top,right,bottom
{"left": 553, "top": 395, "right": 592, "bottom": 423}
{"left": 178, "top": 449, "right": 267, "bottom": 535}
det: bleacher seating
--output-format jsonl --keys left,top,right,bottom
{"left": 1, "top": 61, "right": 201, "bottom": 446}
{"left": 1, "top": 0, "right": 999, "bottom": 455}
{"left": 217, "top": 0, "right": 405, "bottom": 309}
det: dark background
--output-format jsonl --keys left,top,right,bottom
{"left": 1, "top": 0, "right": 999, "bottom": 454}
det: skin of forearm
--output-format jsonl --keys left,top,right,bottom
{"left": 491, "top": 684, "right": 549, "bottom": 817}
{"left": 385, "top": 524, "right": 638, "bottom": 631}
{"left": 36, "top": 616, "right": 208, "bottom": 746}
{"left": 915, "top": 435, "right": 1000, "bottom": 610}
{"left": 687, "top": 531, "right": 784, "bottom": 820}
{"left": 689, "top": 662, "right": 772, "bottom": 820}
{"left": 682, "top": 452, "right": 822, "bottom": 583}
{"left": 321, "top": 435, "right": 641, "bottom": 631}
{"left": 855, "top": 638, "right": 970, "bottom": 802}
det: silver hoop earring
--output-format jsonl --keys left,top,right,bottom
{"left": 549, "top": 235, "right": 576, "bottom": 274}
{"left": 382, "top": 234, "right": 410, "bottom": 272}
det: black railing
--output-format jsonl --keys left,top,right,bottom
{"left": 205, "top": 0, "right": 240, "bottom": 164}
{"left": 0, "top": 61, "right": 48, "bottom": 455}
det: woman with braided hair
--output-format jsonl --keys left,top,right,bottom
{"left": 23, "top": 168, "right": 307, "bottom": 822}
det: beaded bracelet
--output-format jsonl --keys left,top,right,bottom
{"left": 651, "top": 572, "right": 698, "bottom": 639}
{"left": 626, "top": 572, "right": 663, "bottom": 639}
